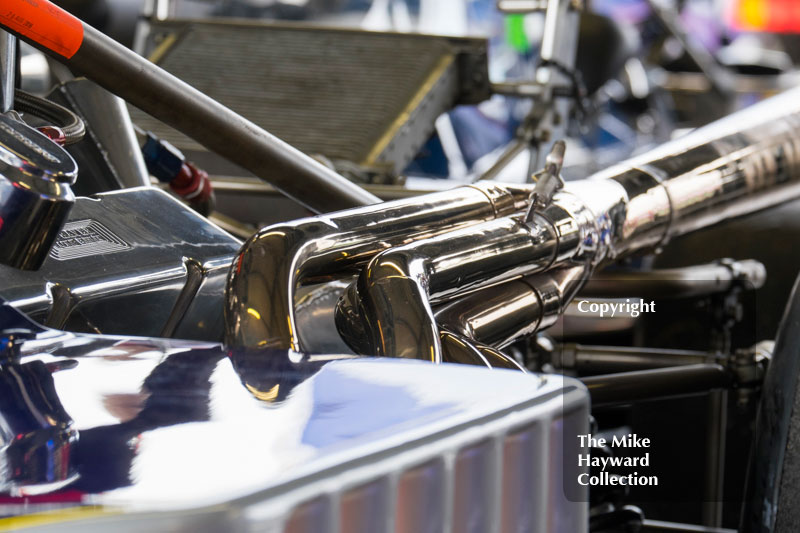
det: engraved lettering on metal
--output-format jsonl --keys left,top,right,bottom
{"left": 49, "top": 219, "right": 130, "bottom": 260}
{"left": 0, "top": 120, "right": 59, "bottom": 164}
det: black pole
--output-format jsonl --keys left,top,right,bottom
{"left": 582, "top": 364, "right": 732, "bottom": 407}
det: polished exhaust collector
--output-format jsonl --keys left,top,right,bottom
{"left": 331, "top": 86, "right": 800, "bottom": 362}
{"left": 433, "top": 265, "right": 588, "bottom": 351}
{"left": 225, "top": 183, "right": 532, "bottom": 351}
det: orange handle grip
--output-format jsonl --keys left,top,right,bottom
{"left": 2, "top": 0, "right": 83, "bottom": 59}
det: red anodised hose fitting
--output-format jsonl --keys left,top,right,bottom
{"left": 170, "top": 162, "right": 213, "bottom": 205}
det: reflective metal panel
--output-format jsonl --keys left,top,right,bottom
{"left": 0, "top": 300, "right": 588, "bottom": 532}
{"left": 0, "top": 187, "right": 240, "bottom": 340}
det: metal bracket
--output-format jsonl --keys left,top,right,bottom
{"left": 524, "top": 140, "right": 566, "bottom": 222}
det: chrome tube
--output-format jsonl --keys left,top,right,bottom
{"left": 293, "top": 280, "right": 355, "bottom": 355}
{"left": 0, "top": 31, "right": 15, "bottom": 113}
{"left": 336, "top": 86, "right": 800, "bottom": 360}
{"left": 439, "top": 330, "right": 526, "bottom": 370}
{"left": 225, "top": 183, "right": 531, "bottom": 350}
{"left": 434, "top": 265, "right": 587, "bottom": 349}
{"left": 431, "top": 259, "right": 764, "bottom": 352}
{"left": 584, "top": 86, "right": 800, "bottom": 254}
{"left": 333, "top": 214, "right": 573, "bottom": 362}
{"left": 332, "top": 192, "right": 593, "bottom": 362}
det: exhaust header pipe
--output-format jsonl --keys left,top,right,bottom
{"left": 335, "top": 86, "right": 800, "bottom": 361}
{"left": 225, "top": 183, "right": 532, "bottom": 351}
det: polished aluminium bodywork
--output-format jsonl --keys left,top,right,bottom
{"left": 224, "top": 183, "right": 532, "bottom": 351}
{"left": 0, "top": 114, "right": 79, "bottom": 270}
{"left": 0, "top": 299, "right": 588, "bottom": 533}
{"left": 333, "top": 86, "right": 800, "bottom": 361}
{"left": 0, "top": 187, "right": 240, "bottom": 340}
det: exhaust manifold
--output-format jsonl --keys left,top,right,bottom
{"left": 227, "top": 87, "right": 800, "bottom": 364}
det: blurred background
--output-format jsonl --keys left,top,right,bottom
{"left": 35, "top": 0, "right": 800, "bottom": 198}
{"left": 21, "top": 0, "right": 799, "bottom": 231}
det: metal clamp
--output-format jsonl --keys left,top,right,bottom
{"left": 524, "top": 140, "right": 566, "bottom": 222}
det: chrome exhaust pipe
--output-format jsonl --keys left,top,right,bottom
{"left": 432, "top": 258, "right": 766, "bottom": 354}
{"left": 434, "top": 265, "right": 588, "bottom": 350}
{"left": 224, "top": 183, "right": 532, "bottom": 351}
{"left": 438, "top": 330, "right": 526, "bottom": 370}
{"left": 332, "top": 214, "right": 585, "bottom": 362}
{"left": 335, "top": 86, "right": 800, "bottom": 361}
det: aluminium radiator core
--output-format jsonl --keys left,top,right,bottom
{"left": 131, "top": 20, "right": 491, "bottom": 179}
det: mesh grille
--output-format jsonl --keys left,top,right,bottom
{"left": 131, "top": 22, "right": 487, "bottom": 173}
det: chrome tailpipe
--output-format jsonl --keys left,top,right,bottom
{"left": 224, "top": 183, "right": 532, "bottom": 351}
{"left": 434, "top": 265, "right": 589, "bottom": 350}
{"left": 333, "top": 86, "right": 800, "bottom": 362}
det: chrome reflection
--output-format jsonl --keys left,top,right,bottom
{"left": 0, "top": 114, "right": 78, "bottom": 270}
{"left": 0, "top": 357, "right": 79, "bottom": 495}
{"left": 225, "top": 183, "right": 532, "bottom": 351}
{"left": 0, "top": 296, "right": 561, "bottom": 514}
{"left": 335, "top": 86, "right": 800, "bottom": 362}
